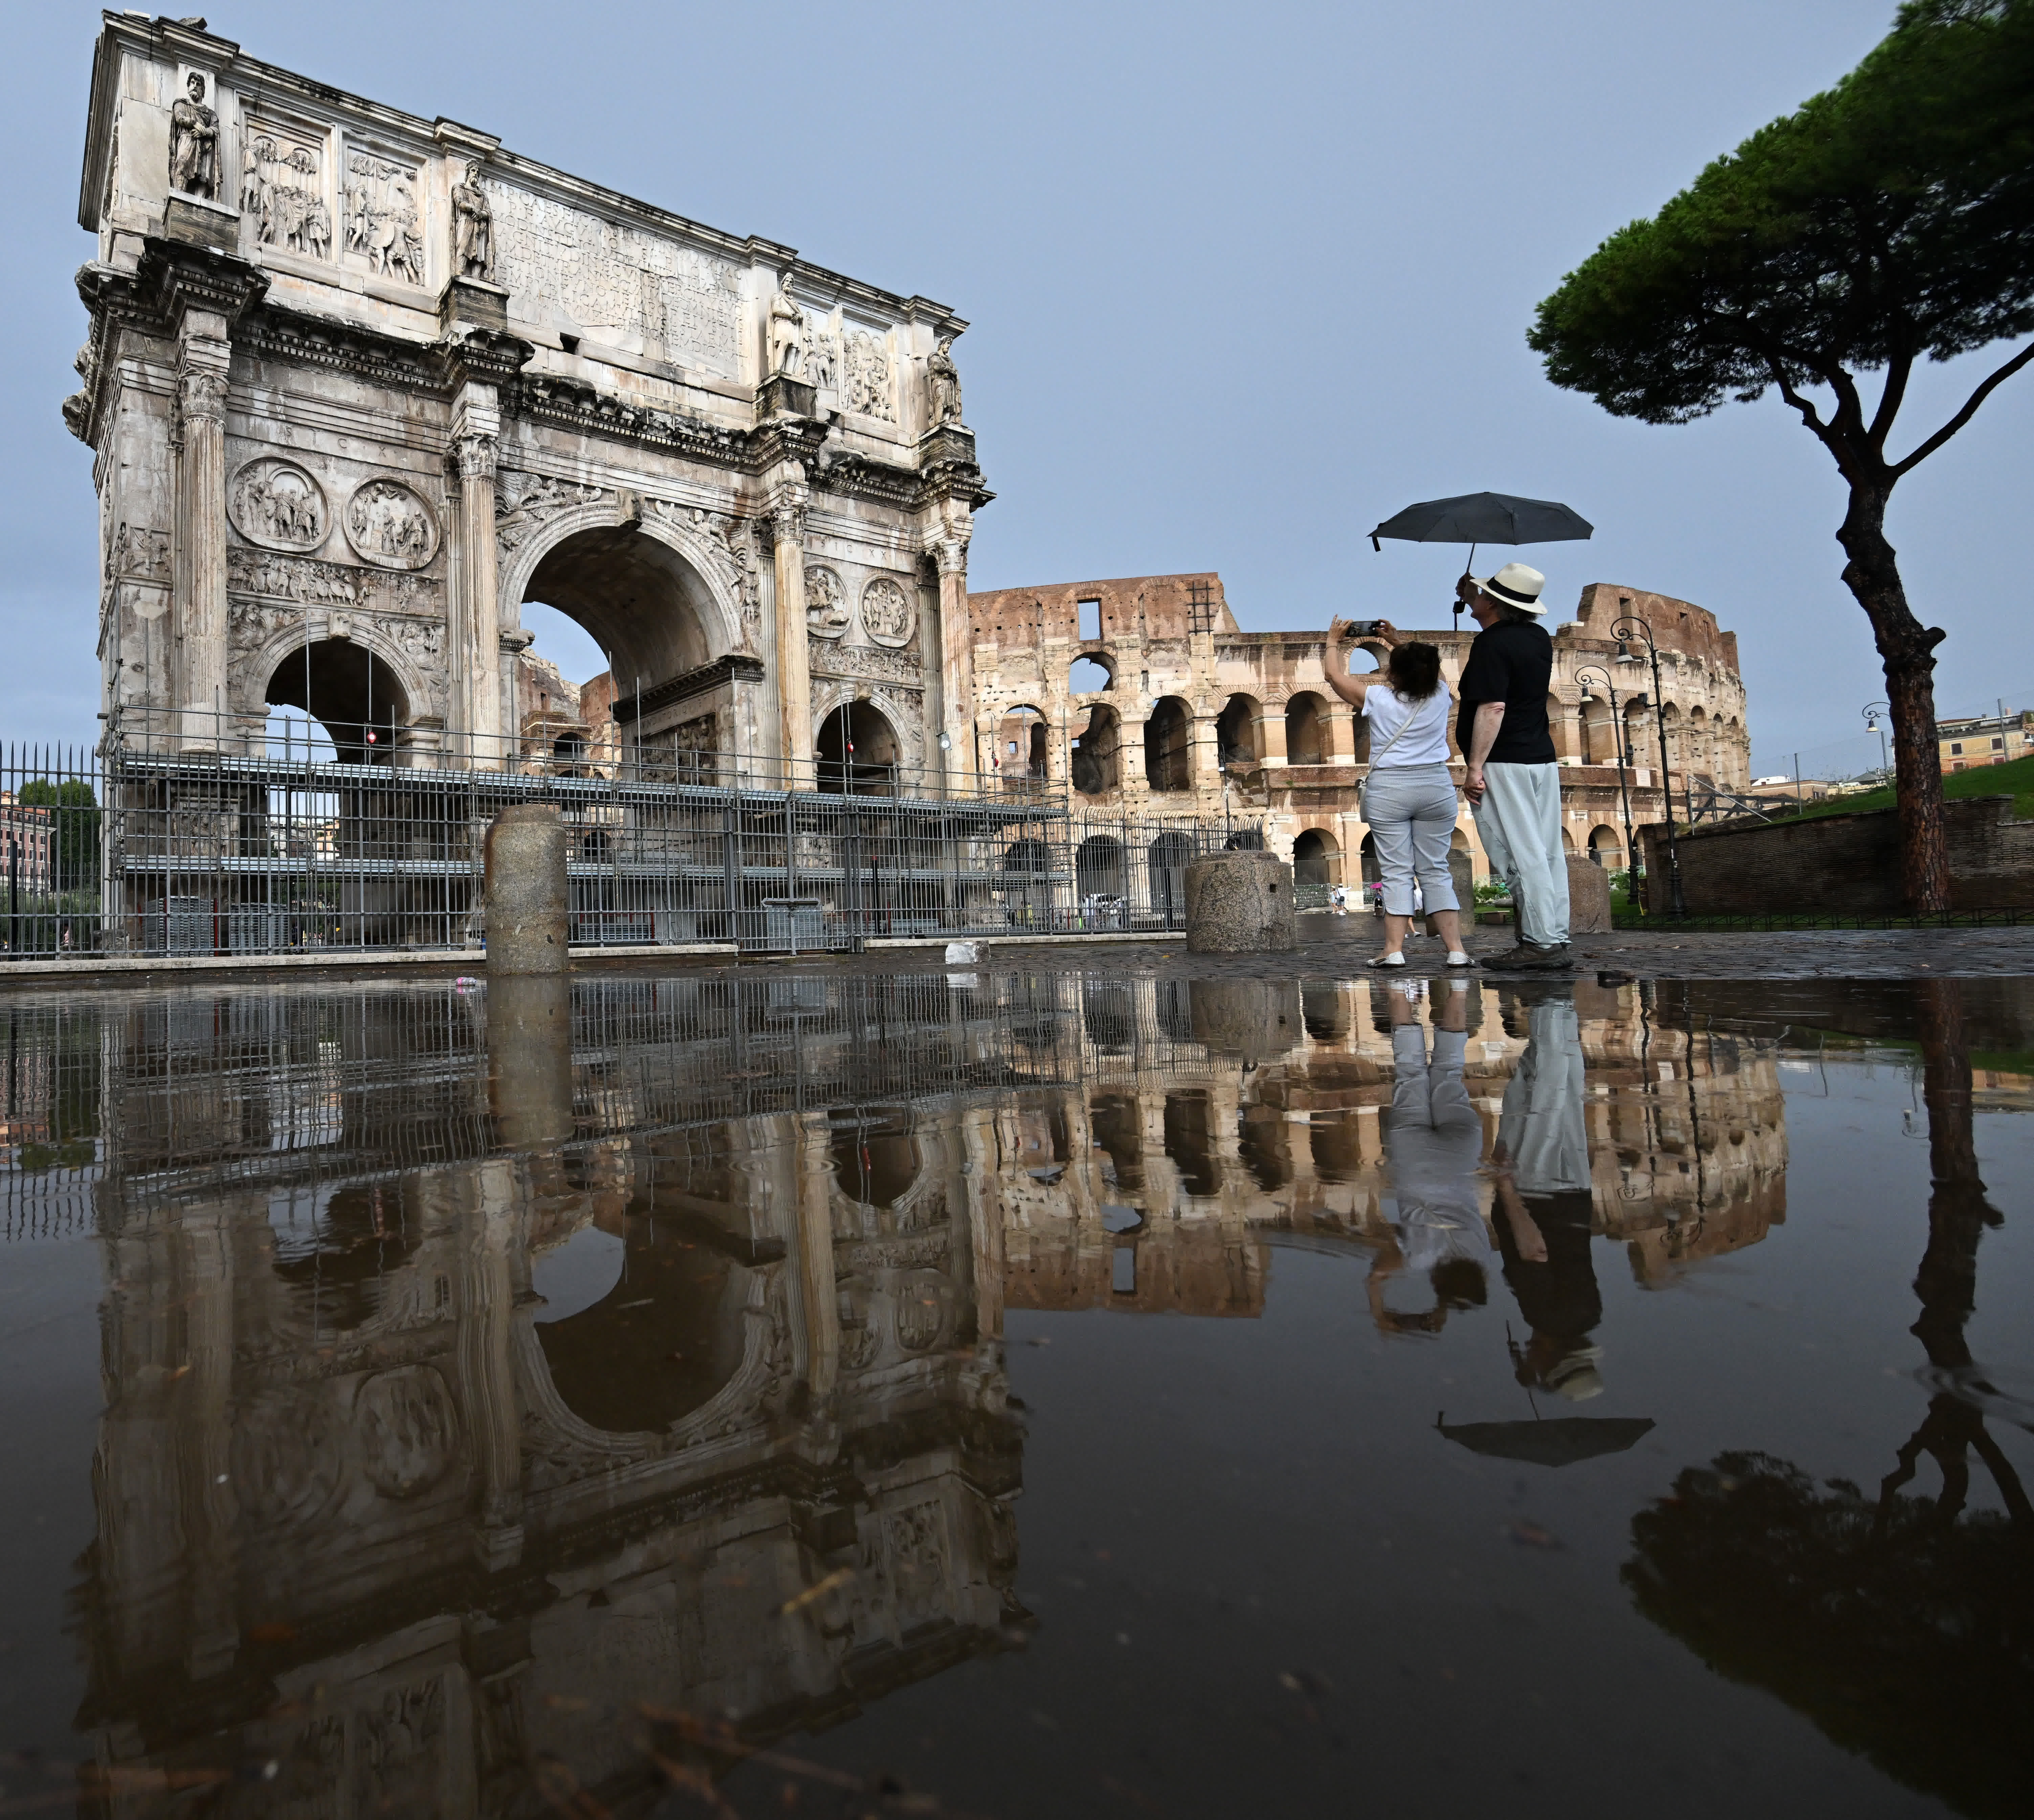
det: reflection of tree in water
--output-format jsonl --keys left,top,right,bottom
{"left": 1627, "top": 981, "right": 2032, "bottom": 1818}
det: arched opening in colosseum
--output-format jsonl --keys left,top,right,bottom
{"left": 1090, "top": 1093, "right": 1144, "bottom": 1190}
{"left": 1292, "top": 828, "right": 1340, "bottom": 887}
{"left": 1560, "top": 824, "right": 1578, "bottom": 852}
{"left": 522, "top": 524, "right": 719, "bottom": 715}
{"left": 1239, "top": 1104, "right": 1291, "bottom": 1191}
{"left": 1001, "top": 836, "right": 1053, "bottom": 922}
{"left": 1163, "top": 1090, "right": 1219, "bottom": 1199}
{"left": 1358, "top": 830, "right": 1379, "bottom": 886}
{"left": 996, "top": 705, "right": 1050, "bottom": 783}
{"left": 1147, "top": 831, "right": 1194, "bottom": 921}
{"left": 1069, "top": 653, "right": 1114, "bottom": 695}
{"left": 1580, "top": 689, "right": 1620, "bottom": 766}
{"left": 830, "top": 1106, "right": 921, "bottom": 1208}
{"left": 817, "top": 700, "right": 901, "bottom": 793}
{"left": 1070, "top": 703, "right": 1121, "bottom": 795}
{"left": 1083, "top": 977, "right": 1135, "bottom": 1051}
{"left": 1076, "top": 834, "right": 1128, "bottom": 903}
{"left": 533, "top": 1212, "right": 753, "bottom": 1435}
{"left": 1144, "top": 697, "right": 1193, "bottom": 791}
{"left": 1546, "top": 693, "right": 1579, "bottom": 762}
{"left": 1302, "top": 981, "right": 1349, "bottom": 1041}
{"left": 1688, "top": 706, "right": 1709, "bottom": 778}
{"left": 1216, "top": 694, "right": 1261, "bottom": 768}
{"left": 1624, "top": 695, "right": 1652, "bottom": 763}
{"left": 1309, "top": 1111, "right": 1363, "bottom": 1183}
{"left": 1659, "top": 701, "right": 1682, "bottom": 771}
{"left": 1588, "top": 824, "right": 1623, "bottom": 868}
{"left": 1285, "top": 692, "right": 1328, "bottom": 766}
{"left": 263, "top": 638, "right": 411, "bottom": 765}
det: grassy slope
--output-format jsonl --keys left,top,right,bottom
{"left": 1760, "top": 752, "right": 2034, "bottom": 825}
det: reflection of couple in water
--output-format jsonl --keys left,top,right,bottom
{"left": 1372, "top": 982, "right": 1603, "bottom": 1401}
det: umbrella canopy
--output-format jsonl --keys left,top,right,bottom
{"left": 1370, "top": 491, "right": 1593, "bottom": 552}
{"left": 1436, "top": 1413, "right": 1655, "bottom": 1467}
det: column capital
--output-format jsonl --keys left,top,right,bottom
{"left": 454, "top": 431, "right": 499, "bottom": 482}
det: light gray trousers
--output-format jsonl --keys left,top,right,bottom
{"left": 1362, "top": 763, "right": 1461, "bottom": 917}
{"left": 1474, "top": 761, "right": 1570, "bottom": 946}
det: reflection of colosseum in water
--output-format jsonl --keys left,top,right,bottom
{"left": 69, "top": 970, "right": 1784, "bottom": 1805}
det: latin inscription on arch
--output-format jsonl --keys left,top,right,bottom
{"left": 486, "top": 184, "right": 742, "bottom": 377}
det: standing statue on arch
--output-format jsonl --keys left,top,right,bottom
{"left": 452, "top": 161, "right": 493, "bottom": 282}
{"left": 169, "top": 71, "right": 218, "bottom": 198}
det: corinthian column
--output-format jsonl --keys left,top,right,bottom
{"left": 932, "top": 520, "right": 976, "bottom": 784}
{"left": 173, "top": 325, "right": 231, "bottom": 753}
{"left": 772, "top": 493, "right": 813, "bottom": 780}
{"left": 452, "top": 392, "right": 503, "bottom": 769}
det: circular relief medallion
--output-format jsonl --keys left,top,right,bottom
{"left": 228, "top": 457, "right": 329, "bottom": 552}
{"left": 344, "top": 477, "right": 441, "bottom": 570}
{"left": 806, "top": 564, "right": 849, "bottom": 638}
{"left": 861, "top": 575, "right": 915, "bottom": 648}
{"left": 354, "top": 1364, "right": 460, "bottom": 1500}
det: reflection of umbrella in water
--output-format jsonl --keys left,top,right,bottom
{"left": 1436, "top": 1410, "right": 1654, "bottom": 1467}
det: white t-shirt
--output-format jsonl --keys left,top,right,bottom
{"left": 1363, "top": 685, "right": 1452, "bottom": 767}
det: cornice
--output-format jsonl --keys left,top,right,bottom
{"left": 612, "top": 653, "right": 769, "bottom": 723}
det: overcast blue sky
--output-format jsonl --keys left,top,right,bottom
{"left": 4, "top": 1, "right": 2028, "bottom": 769}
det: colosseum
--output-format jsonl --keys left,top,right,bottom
{"left": 963, "top": 571, "right": 1751, "bottom": 892}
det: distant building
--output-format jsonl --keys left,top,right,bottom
{"left": 0, "top": 794, "right": 54, "bottom": 895}
{"left": 1939, "top": 708, "right": 2034, "bottom": 773}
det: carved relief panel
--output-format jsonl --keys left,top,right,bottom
{"left": 860, "top": 575, "right": 915, "bottom": 649}
{"left": 229, "top": 458, "right": 330, "bottom": 553}
{"left": 806, "top": 564, "right": 848, "bottom": 638}
{"left": 345, "top": 479, "right": 440, "bottom": 570}
{"left": 241, "top": 115, "right": 332, "bottom": 260}
{"left": 841, "top": 329, "right": 897, "bottom": 423}
{"left": 342, "top": 148, "right": 426, "bottom": 286}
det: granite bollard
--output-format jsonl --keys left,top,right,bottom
{"left": 1189, "top": 979, "right": 1303, "bottom": 1060}
{"left": 1183, "top": 850, "right": 1296, "bottom": 954}
{"left": 484, "top": 803, "right": 569, "bottom": 975}
{"left": 1566, "top": 854, "right": 1614, "bottom": 935}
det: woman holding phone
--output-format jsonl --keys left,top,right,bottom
{"left": 1324, "top": 618, "right": 1471, "bottom": 969}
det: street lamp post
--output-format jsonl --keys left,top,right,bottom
{"left": 1576, "top": 664, "right": 1640, "bottom": 915}
{"left": 1862, "top": 701, "right": 1891, "bottom": 785}
{"left": 1611, "top": 613, "right": 1687, "bottom": 918}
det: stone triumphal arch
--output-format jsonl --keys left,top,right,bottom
{"left": 68, "top": 14, "right": 989, "bottom": 779}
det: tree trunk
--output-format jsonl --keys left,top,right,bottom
{"left": 1837, "top": 483, "right": 1950, "bottom": 913}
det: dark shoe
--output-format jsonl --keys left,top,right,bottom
{"left": 1481, "top": 942, "right": 1572, "bottom": 971}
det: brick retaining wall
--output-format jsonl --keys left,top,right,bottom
{"left": 1638, "top": 795, "right": 2034, "bottom": 914}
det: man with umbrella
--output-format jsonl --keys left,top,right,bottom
{"left": 1456, "top": 562, "right": 1571, "bottom": 970}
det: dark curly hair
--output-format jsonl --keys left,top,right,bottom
{"left": 1386, "top": 640, "right": 1443, "bottom": 702}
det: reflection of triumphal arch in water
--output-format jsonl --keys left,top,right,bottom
{"left": 68, "top": 14, "right": 988, "bottom": 779}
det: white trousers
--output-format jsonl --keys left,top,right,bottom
{"left": 1363, "top": 763, "right": 1461, "bottom": 917}
{"left": 1474, "top": 761, "right": 1570, "bottom": 946}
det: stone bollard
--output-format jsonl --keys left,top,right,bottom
{"left": 484, "top": 803, "right": 569, "bottom": 975}
{"left": 1427, "top": 848, "right": 1476, "bottom": 936}
{"left": 1190, "top": 979, "right": 1302, "bottom": 1060}
{"left": 1566, "top": 854, "right": 1613, "bottom": 934}
{"left": 1183, "top": 850, "right": 1296, "bottom": 954}
{"left": 487, "top": 973, "right": 574, "bottom": 1150}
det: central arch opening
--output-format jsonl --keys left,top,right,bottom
{"left": 264, "top": 638, "right": 408, "bottom": 764}
{"left": 521, "top": 525, "right": 718, "bottom": 694}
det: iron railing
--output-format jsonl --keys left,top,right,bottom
{"left": 0, "top": 723, "right": 1260, "bottom": 960}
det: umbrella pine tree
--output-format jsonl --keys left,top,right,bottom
{"left": 1527, "top": 0, "right": 2034, "bottom": 911}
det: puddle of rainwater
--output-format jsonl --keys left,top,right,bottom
{"left": 0, "top": 971, "right": 2028, "bottom": 1818}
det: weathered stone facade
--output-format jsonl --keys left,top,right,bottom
{"left": 68, "top": 16, "right": 988, "bottom": 779}
{"left": 963, "top": 572, "right": 1752, "bottom": 883}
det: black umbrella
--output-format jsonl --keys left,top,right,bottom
{"left": 1436, "top": 1411, "right": 1655, "bottom": 1468}
{"left": 1370, "top": 491, "right": 1594, "bottom": 620}
{"left": 1370, "top": 491, "right": 1594, "bottom": 552}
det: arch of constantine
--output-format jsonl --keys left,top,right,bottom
{"left": 67, "top": 14, "right": 987, "bottom": 781}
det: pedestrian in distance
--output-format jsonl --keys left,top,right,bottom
{"left": 1455, "top": 563, "right": 1571, "bottom": 971}
{"left": 1324, "top": 618, "right": 1471, "bottom": 970}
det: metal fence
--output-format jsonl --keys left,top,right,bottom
{"left": 0, "top": 724, "right": 1258, "bottom": 960}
